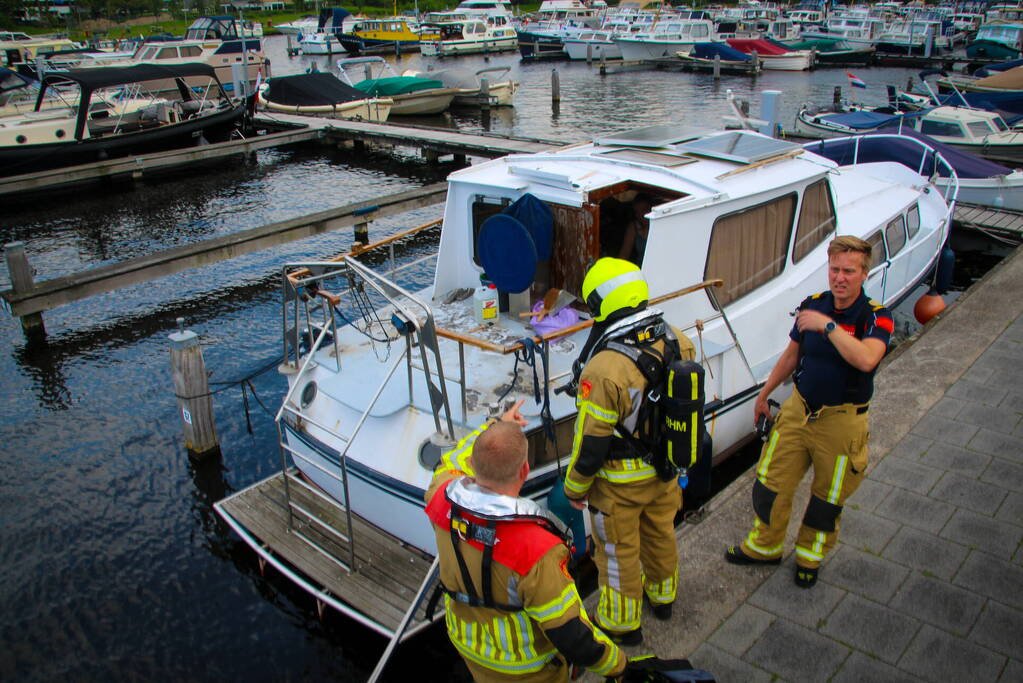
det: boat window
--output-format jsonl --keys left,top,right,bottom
{"left": 919, "top": 119, "right": 965, "bottom": 138}
{"left": 141, "top": 47, "right": 157, "bottom": 60}
{"left": 704, "top": 193, "right": 796, "bottom": 307}
{"left": 885, "top": 215, "right": 907, "bottom": 256}
{"left": 994, "top": 117, "right": 1009, "bottom": 132}
{"left": 793, "top": 179, "right": 837, "bottom": 263}
{"left": 181, "top": 46, "right": 202, "bottom": 57}
{"left": 866, "top": 231, "right": 886, "bottom": 268}
{"left": 157, "top": 47, "right": 178, "bottom": 59}
{"left": 967, "top": 120, "right": 994, "bottom": 137}
{"left": 906, "top": 204, "right": 921, "bottom": 240}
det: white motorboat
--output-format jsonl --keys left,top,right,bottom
{"left": 256, "top": 124, "right": 955, "bottom": 569}
{"left": 420, "top": 18, "right": 519, "bottom": 56}
{"left": 563, "top": 29, "right": 623, "bottom": 60}
{"left": 402, "top": 66, "right": 517, "bottom": 106}
{"left": 256, "top": 71, "right": 392, "bottom": 121}
{"left": 614, "top": 16, "right": 715, "bottom": 60}
{"left": 800, "top": 11, "right": 886, "bottom": 49}
{"left": 727, "top": 38, "right": 814, "bottom": 70}
{"left": 274, "top": 15, "right": 321, "bottom": 36}
{"left": 299, "top": 32, "right": 348, "bottom": 54}
{"left": 336, "top": 56, "right": 458, "bottom": 115}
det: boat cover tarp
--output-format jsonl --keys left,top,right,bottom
{"left": 318, "top": 7, "right": 350, "bottom": 32}
{"left": 816, "top": 110, "right": 905, "bottom": 129}
{"left": 726, "top": 38, "right": 790, "bottom": 55}
{"left": 804, "top": 128, "right": 1011, "bottom": 179}
{"left": 263, "top": 72, "right": 368, "bottom": 106}
{"left": 502, "top": 193, "right": 553, "bottom": 260}
{"left": 975, "top": 57, "right": 1023, "bottom": 77}
{"left": 692, "top": 42, "right": 751, "bottom": 61}
{"left": 42, "top": 63, "right": 219, "bottom": 91}
{"left": 412, "top": 68, "right": 478, "bottom": 91}
{"left": 354, "top": 76, "right": 445, "bottom": 96}
{"left": 970, "top": 64, "right": 1023, "bottom": 90}
{"left": 787, "top": 38, "right": 841, "bottom": 51}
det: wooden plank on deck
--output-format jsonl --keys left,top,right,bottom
{"left": 219, "top": 471, "right": 436, "bottom": 634}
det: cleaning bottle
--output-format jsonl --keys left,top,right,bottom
{"left": 473, "top": 283, "right": 499, "bottom": 325}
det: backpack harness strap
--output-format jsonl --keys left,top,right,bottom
{"left": 441, "top": 504, "right": 524, "bottom": 613}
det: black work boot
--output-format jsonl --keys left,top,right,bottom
{"left": 794, "top": 565, "right": 819, "bottom": 588}
{"left": 725, "top": 544, "right": 782, "bottom": 566}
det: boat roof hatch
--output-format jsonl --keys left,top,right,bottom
{"left": 595, "top": 147, "right": 699, "bottom": 168}
{"left": 595, "top": 124, "right": 706, "bottom": 148}
{"left": 677, "top": 131, "right": 803, "bottom": 164}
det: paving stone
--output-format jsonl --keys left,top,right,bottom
{"left": 889, "top": 572, "right": 986, "bottom": 637}
{"left": 995, "top": 492, "right": 1023, "bottom": 527}
{"left": 911, "top": 414, "right": 979, "bottom": 447}
{"left": 974, "top": 350, "right": 1023, "bottom": 380}
{"left": 820, "top": 593, "right": 920, "bottom": 664}
{"left": 947, "top": 379, "right": 1008, "bottom": 407}
{"left": 707, "top": 604, "right": 775, "bottom": 657}
{"left": 839, "top": 507, "right": 901, "bottom": 555}
{"left": 900, "top": 624, "right": 1006, "bottom": 682}
{"left": 871, "top": 458, "right": 942, "bottom": 495}
{"left": 831, "top": 652, "right": 924, "bottom": 683}
{"left": 982, "top": 459, "right": 1023, "bottom": 493}
{"left": 918, "top": 442, "right": 991, "bottom": 477}
{"left": 1000, "top": 391, "right": 1023, "bottom": 413}
{"left": 846, "top": 478, "right": 893, "bottom": 513}
{"left": 886, "top": 433, "right": 935, "bottom": 462}
{"left": 824, "top": 544, "right": 910, "bottom": 604}
{"left": 941, "top": 510, "right": 1023, "bottom": 560}
{"left": 968, "top": 430, "right": 1023, "bottom": 464}
{"left": 743, "top": 618, "right": 850, "bottom": 681}
{"left": 999, "top": 658, "right": 1023, "bottom": 683}
{"left": 930, "top": 396, "right": 967, "bottom": 419}
{"left": 988, "top": 337, "right": 1022, "bottom": 356}
{"left": 747, "top": 564, "right": 846, "bottom": 630}
{"left": 954, "top": 552, "right": 1023, "bottom": 609}
{"left": 689, "top": 642, "right": 772, "bottom": 683}
{"left": 962, "top": 364, "right": 995, "bottom": 385}
{"left": 930, "top": 472, "right": 1008, "bottom": 516}
{"left": 882, "top": 526, "right": 970, "bottom": 580}
{"left": 970, "top": 600, "right": 1023, "bottom": 659}
{"left": 875, "top": 489, "right": 956, "bottom": 535}
{"left": 956, "top": 404, "right": 1022, "bottom": 436}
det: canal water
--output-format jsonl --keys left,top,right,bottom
{"left": 0, "top": 38, "right": 1003, "bottom": 681}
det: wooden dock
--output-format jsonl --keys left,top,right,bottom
{"left": 215, "top": 470, "right": 439, "bottom": 639}
{"left": 953, "top": 202, "right": 1023, "bottom": 242}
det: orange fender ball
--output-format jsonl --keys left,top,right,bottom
{"left": 914, "top": 292, "right": 946, "bottom": 325}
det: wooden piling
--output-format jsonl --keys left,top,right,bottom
{"left": 169, "top": 320, "right": 220, "bottom": 461}
{"left": 587, "top": 42, "right": 593, "bottom": 64}
{"left": 551, "top": 69, "right": 560, "bottom": 103}
{"left": 4, "top": 242, "right": 45, "bottom": 341}
{"left": 599, "top": 52, "right": 606, "bottom": 75}
{"left": 480, "top": 77, "right": 491, "bottom": 110}
{"left": 833, "top": 86, "right": 842, "bottom": 109}
{"left": 713, "top": 54, "right": 721, "bottom": 79}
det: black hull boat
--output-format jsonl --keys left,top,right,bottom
{"left": 0, "top": 62, "right": 247, "bottom": 177}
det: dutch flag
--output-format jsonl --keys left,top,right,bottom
{"left": 847, "top": 72, "right": 867, "bottom": 89}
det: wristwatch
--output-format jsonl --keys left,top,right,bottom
{"left": 824, "top": 321, "right": 837, "bottom": 336}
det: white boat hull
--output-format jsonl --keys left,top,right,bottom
{"left": 257, "top": 92, "right": 393, "bottom": 122}
{"left": 563, "top": 39, "right": 621, "bottom": 60}
{"left": 757, "top": 51, "right": 813, "bottom": 70}
{"left": 937, "top": 171, "right": 1023, "bottom": 211}
{"left": 299, "top": 33, "right": 348, "bottom": 54}
{"left": 420, "top": 36, "right": 518, "bottom": 57}
{"left": 616, "top": 37, "right": 695, "bottom": 61}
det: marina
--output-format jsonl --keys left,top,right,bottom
{"left": 2, "top": 11, "right": 1023, "bottom": 682}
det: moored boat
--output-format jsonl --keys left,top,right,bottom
{"left": 420, "top": 19, "right": 518, "bottom": 57}
{"left": 256, "top": 71, "right": 393, "bottom": 121}
{"left": 336, "top": 56, "right": 458, "bottom": 115}
{"left": 727, "top": 37, "right": 813, "bottom": 70}
{"left": 401, "top": 66, "right": 517, "bottom": 106}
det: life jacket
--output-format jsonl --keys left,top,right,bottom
{"left": 426, "top": 477, "right": 571, "bottom": 611}
{"left": 578, "top": 308, "right": 706, "bottom": 482}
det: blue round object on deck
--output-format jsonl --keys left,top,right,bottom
{"left": 478, "top": 215, "right": 537, "bottom": 294}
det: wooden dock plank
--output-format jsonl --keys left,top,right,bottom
{"left": 954, "top": 203, "right": 1023, "bottom": 239}
{"left": 220, "top": 472, "right": 437, "bottom": 632}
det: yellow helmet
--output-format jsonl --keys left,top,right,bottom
{"left": 582, "top": 258, "right": 649, "bottom": 323}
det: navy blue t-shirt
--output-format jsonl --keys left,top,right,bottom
{"left": 791, "top": 290, "right": 894, "bottom": 409}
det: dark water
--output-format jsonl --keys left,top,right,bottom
{"left": 0, "top": 37, "right": 1002, "bottom": 681}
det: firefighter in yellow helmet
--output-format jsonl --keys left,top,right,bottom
{"left": 563, "top": 258, "right": 696, "bottom": 645}
{"left": 425, "top": 401, "right": 627, "bottom": 682}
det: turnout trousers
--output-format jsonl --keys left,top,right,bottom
{"left": 740, "top": 389, "right": 869, "bottom": 569}
{"left": 587, "top": 476, "right": 682, "bottom": 634}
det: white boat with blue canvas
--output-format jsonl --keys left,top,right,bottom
{"left": 216, "top": 124, "right": 957, "bottom": 636}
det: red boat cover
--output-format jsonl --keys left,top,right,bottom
{"left": 726, "top": 38, "right": 790, "bottom": 55}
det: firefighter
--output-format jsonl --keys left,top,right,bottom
{"left": 725, "top": 236, "right": 893, "bottom": 588}
{"left": 425, "top": 401, "right": 627, "bottom": 682}
{"left": 563, "top": 258, "right": 696, "bottom": 645}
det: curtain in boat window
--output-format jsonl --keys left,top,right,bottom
{"left": 792, "top": 179, "right": 836, "bottom": 263}
{"left": 907, "top": 204, "right": 921, "bottom": 239}
{"left": 866, "top": 231, "right": 886, "bottom": 268}
{"left": 705, "top": 193, "right": 796, "bottom": 307}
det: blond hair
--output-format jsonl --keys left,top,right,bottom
{"left": 828, "top": 236, "right": 872, "bottom": 272}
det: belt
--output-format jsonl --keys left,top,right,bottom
{"left": 795, "top": 390, "right": 868, "bottom": 422}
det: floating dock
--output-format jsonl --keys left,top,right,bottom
{"left": 954, "top": 202, "right": 1023, "bottom": 242}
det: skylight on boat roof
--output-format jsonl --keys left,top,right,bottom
{"left": 595, "top": 124, "right": 705, "bottom": 149}
{"left": 595, "top": 147, "right": 698, "bottom": 168}
{"left": 677, "top": 132, "right": 803, "bottom": 164}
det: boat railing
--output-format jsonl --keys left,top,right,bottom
{"left": 276, "top": 230, "right": 453, "bottom": 572}
{"left": 803, "top": 133, "right": 959, "bottom": 243}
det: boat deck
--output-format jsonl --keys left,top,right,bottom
{"left": 215, "top": 470, "right": 439, "bottom": 639}
{"left": 954, "top": 201, "right": 1023, "bottom": 241}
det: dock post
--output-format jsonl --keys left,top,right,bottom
{"left": 713, "top": 54, "right": 721, "bottom": 79}
{"left": 480, "top": 77, "right": 491, "bottom": 110}
{"left": 760, "top": 90, "right": 782, "bottom": 137}
{"left": 286, "top": 34, "right": 293, "bottom": 55}
{"left": 751, "top": 49, "right": 758, "bottom": 72}
{"left": 169, "top": 319, "right": 220, "bottom": 461}
{"left": 587, "top": 42, "right": 593, "bottom": 64}
{"left": 600, "top": 52, "right": 607, "bottom": 75}
{"left": 924, "top": 26, "right": 934, "bottom": 58}
{"left": 424, "top": 149, "right": 440, "bottom": 165}
{"left": 354, "top": 220, "right": 370, "bottom": 245}
{"left": 4, "top": 242, "right": 45, "bottom": 342}
{"left": 833, "top": 86, "right": 842, "bottom": 110}
{"left": 551, "top": 69, "right": 560, "bottom": 103}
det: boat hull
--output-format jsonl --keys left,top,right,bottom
{"left": 616, "top": 38, "right": 695, "bottom": 61}
{"left": 0, "top": 104, "right": 245, "bottom": 176}
{"left": 757, "top": 51, "right": 813, "bottom": 70}
{"left": 517, "top": 30, "right": 566, "bottom": 59}
{"left": 421, "top": 36, "right": 518, "bottom": 57}
{"left": 563, "top": 39, "right": 621, "bottom": 60}
{"left": 389, "top": 91, "right": 457, "bottom": 115}
{"left": 257, "top": 94, "right": 392, "bottom": 122}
